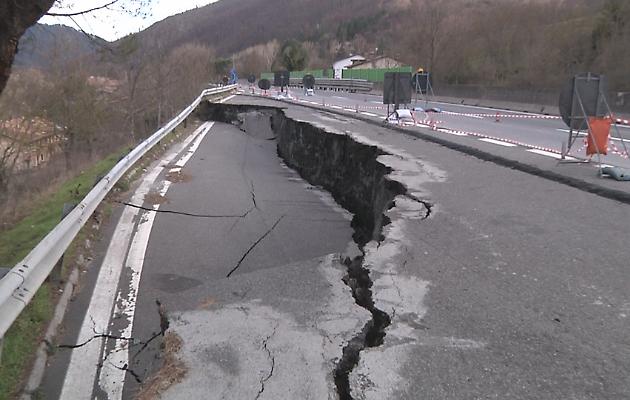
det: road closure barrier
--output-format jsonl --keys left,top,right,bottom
{"left": 587, "top": 117, "right": 612, "bottom": 156}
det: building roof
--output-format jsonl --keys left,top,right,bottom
{"left": 346, "top": 55, "right": 401, "bottom": 69}
{"left": 333, "top": 55, "right": 366, "bottom": 68}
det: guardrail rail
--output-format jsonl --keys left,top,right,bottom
{"left": 289, "top": 77, "right": 373, "bottom": 93}
{"left": 0, "top": 85, "right": 237, "bottom": 342}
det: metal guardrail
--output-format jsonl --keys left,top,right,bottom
{"left": 289, "top": 78, "right": 373, "bottom": 93}
{"left": 0, "top": 85, "right": 236, "bottom": 340}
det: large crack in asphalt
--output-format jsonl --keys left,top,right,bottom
{"left": 335, "top": 255, "right": 391, "bottom": 400}
{"left": 56, "top": 299, "right": 170, "bottom": 385}
{"left": 226, "top": 215, "right": 285, "bottom": 278}
{"left": 197, "top": 103, "right": 421, "bottom": 399}
{"left": 115, "top": 200, "right": 255, "bottom": 219}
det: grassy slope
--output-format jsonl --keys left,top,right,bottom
{"left": 0, "top": 149, "right": 128, "bottom": 400}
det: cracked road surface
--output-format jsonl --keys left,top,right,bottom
{"left": 40, "top": 120, "right": 364, "bottom": 399}
{"left": 39, "top": 95, "right": 630, "bottom": 400}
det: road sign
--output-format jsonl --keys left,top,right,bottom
{"left": 559, "top": 73, "right": 608, "bottom": 131}
{"left": 258, "top": 79, "right": 271, "bottom": 90}
{"left": 384, "top": 72, "right": 412, "bottom": 105}
{"left": 303, "top": 74, "right": 315, "bottom": 89}
{"left": 274, "top": 71, "right": 290, "bottom": 87}
{"left": 248, "top": 74, "right": 256, "bottom": 84}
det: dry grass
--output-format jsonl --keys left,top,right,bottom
{"left": 165, "top": 171, "right": 192, "bottom": 184}
{"left": 197, "top": 296, "right": 218, "bottom": 310}
{"left": 145, "top": 191, "right": 169, "bottom": 206}
{"left": 135, "top": 333, "right": 188, "bottom": 400}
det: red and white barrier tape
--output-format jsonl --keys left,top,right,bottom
{"left": 442, "top": 110, "right": 561, "bottom": 120}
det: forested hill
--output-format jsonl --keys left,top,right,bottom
{"left": 15, "top": 24, "right": 104, "bottom": 69}
{"left": 127, "top": 0, "right": 625, "bottom": 90}
{"left": 17, "top": 0, "right": 629, "bottom": 91}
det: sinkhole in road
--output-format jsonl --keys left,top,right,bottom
{"left": 197, "top": 101, "right": 417, "bottom": 399}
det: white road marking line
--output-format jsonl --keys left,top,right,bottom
{"left": 330, "top": 105, "right": 342, "bottom": 109}
{"left": 96, "top": 122, "right": 214, "bottom": 399}
{"left": 443, "top": 111, "right": 484, "bottom": 119}
{"left": 97, "top": 179, "right": 172, "bottom": 399}
{"left": 479, "top": 138, "right": 517, "bottom": 147}
{"left": 219, "top": 94, "right": 236, "bottom": 103}
{"left": 175, "top": 122, "right": 215, "bottom": 167}
{"left": 361, "top": 112, "right": 378, "bottom": 117}
{"left": 308, "top": 101, "right": 319, "bottom": 105}
{"left": 59, "top": 122, "right": 213, "bottom": 400}
{"left": 430, "top": 100, "right": 549, "bottom": 117}
{"left": 527, "top": 149, "right": 565, "bottom": 159}
{"left": 59, "top": 168, "right": 161, "bottom": 400}
{"left": 436, "top": 128, "right": 468, "bottom": 136}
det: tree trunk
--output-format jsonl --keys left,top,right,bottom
{"left": 0, "top": 0, "right": 56, "bottom": 94}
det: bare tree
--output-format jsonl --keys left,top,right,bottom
{"left": 0, "top": 69, "right": 49, "bottom": 203}
{"left": 0, "top": 0, "right": 56, "bottom": 94}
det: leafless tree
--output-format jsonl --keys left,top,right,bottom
{"left": 0, "top": 0, "right": 56, "bottom": 94}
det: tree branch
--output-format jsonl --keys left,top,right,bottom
{"left": 45, "top": 0, "right": 120, "bottom": 17}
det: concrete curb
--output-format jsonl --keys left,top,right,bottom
{"left": 20, "top": 267, "right": 80, "bottom": 400}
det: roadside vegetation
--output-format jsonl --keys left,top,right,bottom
{"left": 0, "top": 15, "right": 219, "bottom": 397}
{"left": 225, "top": 0, "right": 630, "bottom": 92}
{"left": 0, "top": 149, "right": 126, "bottom": 400}
{"left": 0, "top": 113, "right": 204, "bottom": 398}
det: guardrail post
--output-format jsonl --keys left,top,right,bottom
{"left": 0, "top": 265, "right": 6, "bottom": 363}
{"left": 49, "top": 203, "right": 76, "bottom": 283}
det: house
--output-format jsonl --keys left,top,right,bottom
{"left": 332, "top": 55, "right": 366, "bottom": 79}
{"left": 0, "top": 117, "right": 63, "bottom": 171}
{"left": 346, "top": 56, "right": 403, "bottom": 70}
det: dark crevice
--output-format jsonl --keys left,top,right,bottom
{"left": 57, "top": 300, "right": 169, "bottom": 384}
{"left": 198, "top": 102, "right": 433, "bottom": 400}
{"left": 115, "top": 200, "right": 254, "bottom": 219}
{"left": 57, "top": 333, "right": 135, "bottom": 349}
{"left": 405, "top": 194, "right": 434, "bottom": 220}
{"left": 250, "top": 180, "right": 259, "bottom": 210}
{"left": 255, "top": 324, "right": 278, "bottom": 400}
{"left": 273, "top": 97, "right": 630, "bottom": 205}
{"left": 334, "top": 255, "right": 391, "bottom": 400}
{"left": 113, "top": 363, "right": 143, "bottom": 383}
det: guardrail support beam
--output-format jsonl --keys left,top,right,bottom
{"left": 49, "top": 203, "right": 76, "bottom": 283}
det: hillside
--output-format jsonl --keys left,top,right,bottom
{"left": 15, "top": 24, "right": 104, "bottom": 70}
{"left": 14, "top": 0, "right": 627, "bottom": 91}
{"left": 131, "top": 0, "right": 389, "bottom": 56}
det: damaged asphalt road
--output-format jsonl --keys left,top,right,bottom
{"left": 40, "top": 95, "right": 630, "bottom": 400}
{"left": 197, "top": 97, "right": 629, "bottom": 399}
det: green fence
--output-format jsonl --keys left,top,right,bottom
{"left": 260, "top": 67, "right": 409, "bottom": 83}
{"left": 260, "top": 69, "right": 334, "bottom": 80}
{"left": 342, "top": 66, "right": 412, "bottom": 82}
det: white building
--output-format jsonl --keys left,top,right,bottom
{"left": 332, "top": 55, "right": 366, "bottom": 79}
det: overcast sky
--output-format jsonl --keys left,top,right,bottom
{"left": 40, "top": 0, "right": 220, "bottom": 42}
